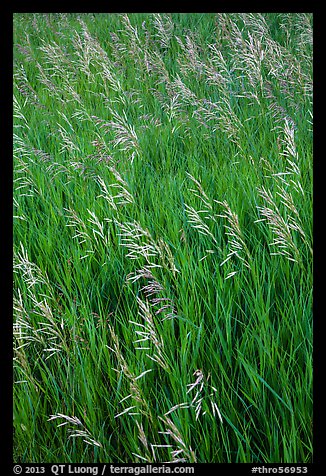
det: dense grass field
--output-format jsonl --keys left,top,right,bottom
{"left": 13, "top": 13, "right": 313, "bottom": 463}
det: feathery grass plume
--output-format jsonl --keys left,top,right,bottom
{"left": 156, "top": 238, "right": 180, "bottom": 278}
{"left": 31, "top": 147, "right": 53, "bottom": 164}
{"left": 13, "top": 94, "right": 30, "bottom": 131}
{"left": 165, "top": 369, "right": 223, "bottom": 423}
{"left": 13, "top": 133, "right": 31, "bottom": 161}
{"left": 130, "top": 297, "right": 169, "bottom": 370}
{"left": 14, "top": 64, "right": 45, "bottom": 109}
{"left": 186, "top": 370, "right": 223, "bottom": 423}
{"left": 278, "top": 13, "right": 312, "bottom": 53}
{"left": 16, "top": 32, "right": 35, "bottom": 63}
{"left": 97, "top": 168, "right": 134, "bottom": 211}
{"left": 257, "top": 119, "right": 312, "bottom": 259}
{"left": 14, "top": 243, "right": 53, "bottom": 293}
{"left": 73, "top": 17, "right": 123, "bottom": 93}
{"left": 14, "top": 134, "right": 51, "bottom": 198}
{"left": 264, "top": 28, "right": 310, "bottom": 106}
{"left": 215, "top": 14, "right": 266, "bottom": 105}
{"left": 152, "top": 14, "right": 174, "bottom": 50}
{"left": 118, "top": 88, "right": 143, "bottom": 108}
{"left": 237, "top": 13, "right": 270, "bottom": 39}
{"left": 14, "top": 156, "right": 38, "bottom": 199}
{"left": 169, "top": 74, "right": 198, "bottom": 106}
{"left": 161, "top": 94, "right": 186, "bottom": 126}
{"left": 87, "top": 209, "right": 111, "bottom": 248}
{"left": 143, "top": 49, "right": 171, "bottom": 84}
{"left": 13, "top": 291, "right": 39, "bottom": 389}
{"left": 99, "top": 56, "right": 123, "bottom": 95}
{"left": 227, "top": 23, "right": 265, "bottom": 104}
{"left": 109, "top": 30, "right": 128, "bottom": 63}
{"left": 69, "top": 161, "right": 99, "bottom": 181}
{"left": 93, "top": 109, "right": 140, "bottom": 163}
{"left": 193, "top": 97, "right": 244, "bottom": 150}
{"left": 255, "top": 186, "right": 302, "bottom": 264}
{"left": 158, "top": 416, "right": 197, "bottom": 463}
{"left": 57, "top": 112, "right": 81, "bottom": 155}
{"left": 272, "top": 119, "right": 306, "bottom": 200}
{"left": 65, "top": 207, "right": 111, "bottom": 259}
{"left": 13, "top": 196, "right": 26, "bottom": 222}
{"left": 138, "top": 113, "right": 162, "bottom": 130}
{"left": 117, "top": 220, "right": 161, "bottom": 265}
{"left": 263, "top": 80, "right": 295, "bottom": 128}
{"left": 71, "top": 28, "right": 96, "bottom": 81}
{"left": 126, "top": 266, "right": 158, "bottom": 284}
{"left": 150, "top": 296, "right": 178, "bottom": 321}
{"left": 35, "top": 59, "right": 66, "bottom": 104}
{"left": 14, "top": 288, "right": 40, "bottom": 353}
{"left": 292, "top": 13, "right": 313, "bottom": 84}
{"left": 64, "top": 208, "right": 95, "bottom": 260}
{"left": 234, "top": 31, "right": 265, "bottom": 103}
{"left": 23, "top": 295, "right": 66, "bottom": 360}
{"left": 214, "top": 12, "right": 233, "bottom": 43}
{"left": 205, "top": 45, "right": 232, "bottom": 96}
{"left": 273, "top": 119, "right": 305, "bottom": 195}
{"left": 215, "top": 199, "right": 252, "bottom": 276}
{"left": 108, "top": 323, "right": 152, "bottom": 421}
{"left": 39, "top": 38, "right": 76, "bottom": 82}
{"left": 120, "top": 14, "right": 143, "bottom": 57}
{"left": 73, "top": 17, "right": 107, "bottom": 81}
{"left": 119, "top": 13, "right": 171, "bottom": 85}
{"left": 45, "top": 161, "right": 74, "bottom": 185}
{"left": 127, "top": 267, "right": 178, "bottom": 321}
{"left": 48, "top": 413, "right": 102, "bottom": 448}
{"left": 185, "top": 173, "right": 221, "bottom": 260}
{"left": 117, "top": 13, "right": 159, "bottom": 76}
{"left": 118, "top": 220, "right": 179, "bottom": 277}
{"left": 14, "top": 246, "right": 66, "bottom": 360}
{"left": 185, "top": 204, "right": 217, "bottom": 244}
{"left": 176, "top": 31, "right": 205, "bottom": 78}
{"left": 163, "top": 75, "right": 198, "bottom": 133}
{"left": 132, "top": 421, "right": 153, "bottom": 463}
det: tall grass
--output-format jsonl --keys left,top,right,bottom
{"left": 13, "top": 12, "right": 313, "bottom": 463}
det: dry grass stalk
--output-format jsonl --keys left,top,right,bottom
{"left": 132, "top": 421, "right": 153, "bottom": 462}
{"left": 256, "top": 186, "right": 302, "bottom": 264}
{"left": 128, "top": 266, "right": 178, "bottom": 321}
{"left": 64, "top": 207, "right": 92, "bottom": 248}
{"left": 193, "top": 97, "right": 243, "bottom": 149}
{"left": 152, "top": 14, "right": 174, "bottom": 50}
{"left": 256, "top": 119, "right": 311, "bottom": 261}
{"left": 215, "top": 200, "right": 252, "bottom": 275}
{"left": 176, "top": 32, "right": 205, "bottom": 78}
{"left": 97, "top": 170, "right": 134, "bottom": 211}
{"left": 48, "top": 413, "right": 102, "bottom": 447}
{"left": 118, "top": 220, "right": 179, "bottom": 277}
{"left": 108, "top": 324, "right": 152, "bottom": 421}
{"left": 118, "top": 220, "right": 160, "bottom": 264}
{"left": 185, "top": 173, "right": 218, "bottom": 248}
{"left": 205, "top": 46, "right": 232, "bottom": 95}
{"left": 14, "top": 246, "right": 66, "bottom": 360}
{"left": 158, "top": 415, "right": 197, "bottom": 463}
{"left": 14, "top": 64, "right": 45, "bottom": 108}
{"left": 131, "top": 297, "right": 169, "bottom": 370}
{"left": 93, "top": 109, "right": 140, "bottom": 163}
{"left": 13, "top": 94, "right": 30, "bottom": 131}
{"left": 165, "top": 369, "right": 223, "bottom": 424}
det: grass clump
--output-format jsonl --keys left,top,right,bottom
{"left": 13, "top": 12, "right": 313, "bottom": 463}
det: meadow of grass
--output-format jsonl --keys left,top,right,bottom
{"left": 13, "top": 13, "right": 313, "bottom": 464}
